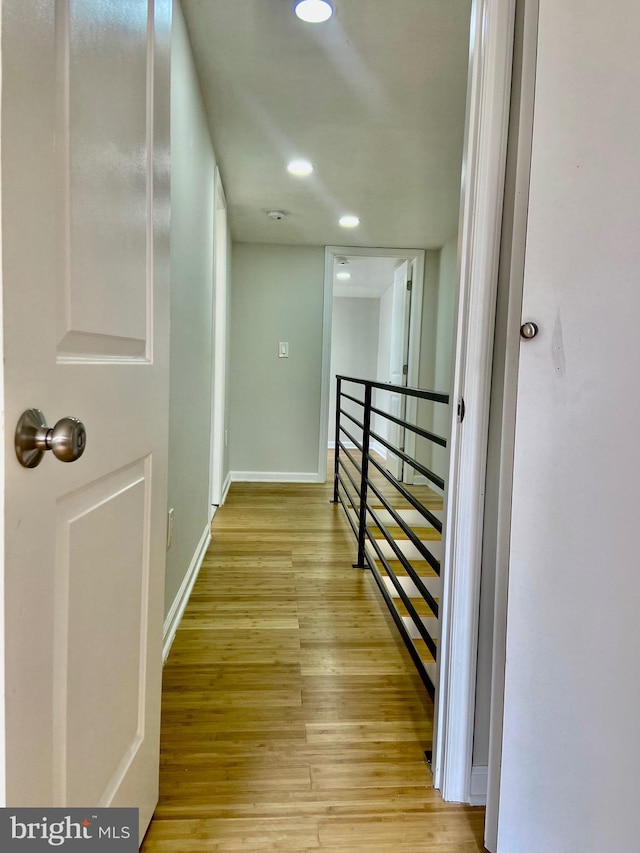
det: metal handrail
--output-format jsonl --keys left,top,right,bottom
{"left": 332, "top": 374, "right": 450, "bottom": 698}
{"left": 335, "top": 374, "right": 449, "bottom": 404}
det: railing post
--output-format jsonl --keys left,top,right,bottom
{"left": 353, "top": 383, "right": 372, "bottom": 569}
{"left": 332, "top": 377, "right": 341, "bottom": 503}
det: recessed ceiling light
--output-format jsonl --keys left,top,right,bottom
{"left": 294, "top": 0, "right": 334, "bottom": 23}
{"left": 339, "top": 215, "right": 360, "bottom": 228}
{"left": 287, "top": 159, "right": 314, "bottom": 177}
{"left": 336, "top": 271, "right": 351, "bottom": 280}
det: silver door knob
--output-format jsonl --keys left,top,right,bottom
{"left": 15, "top": 408, "right": 86, "bottom": 468}
{"left": 520, "top": 321, "right": 539, "bottom": 340}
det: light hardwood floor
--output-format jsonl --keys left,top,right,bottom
{"left": 141, "top": 476, "right": 486, "bottom": 852}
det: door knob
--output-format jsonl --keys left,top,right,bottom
{"left": 520, "top": 321, "right": 539, "bottom": 340}
{"left": 15, "top": 408, "right": 86, "bottom": 468}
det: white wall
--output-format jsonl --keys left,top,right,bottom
{"left": 373, "top": 282, "right": 395, "bottom": 444}
{"left": 415, "top": 251, "right": 440, "bottom": 470}
{"left": 328, "top": 297, "right": 380, "bottom": 447}
{"left": 229, "top": 243, "right": 325, "bottom": 478}
{"left": 165, "top": 2, "right": 216, "bottom": 617}
{"left": 412, "top": 243, "right": 456, "bottom": 479}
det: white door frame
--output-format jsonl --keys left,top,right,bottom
{"left": 482, "top": 0, "right": 538, "bottom": 845}
{"left": 319, "top": 246, "right": 425, "bottom": 483}
{"left": 433, "top": 0, "right": 516, "bottom": 801}
{"left": 209, "top": 167, "right": 228, "bottom": 515}
{"left": 0, "top": 260, "right": 5, "bottom": 808}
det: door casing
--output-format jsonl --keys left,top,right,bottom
{"left": 433, "top": 0, "right": 517, "bottom": 804}
{"left": 320, "top": 246, "right": 425, "bottom": 482}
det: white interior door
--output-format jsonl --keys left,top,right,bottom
{"left": 2, "top": 0, "right": 170, "bottom": 835}
{"left": 385, "top": 260, "right": 411, "bottom": 479}
{"left": 497, "top": 1, "right": 640, "bottom": 850}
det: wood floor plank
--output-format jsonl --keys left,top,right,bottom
{"left": 141, "top": 474, "right": 485, "bottom": 852}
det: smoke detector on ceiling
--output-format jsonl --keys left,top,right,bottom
{"left": 267, "top": 210, "right": 287, "bottom": 221}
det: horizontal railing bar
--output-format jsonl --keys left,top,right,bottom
{"left": 369, "top": 431, "right": 445, "bottom": 491}
{"left": 337, "top": 459, "right": 362, "bottom": 501}
{"left": 365, "top": 555, "right": 435, "bottom": 699}
{"left": 337, "top": 375, "right": 449, "bottom": 404}
{"left": 336, "top": 489, "right": 360, "bottom": 539}
{"left": 339, "top": 425, "right": 364, "bottom": 453}
{"left": 367, "top": 516, "right": 438, "bottom": 619}
{"left": 369, "top": 406, "right": 447, "bottom": 448}
{"left": 365, "top": 523, "right": 439, "bottom": 618}
{"left": 366, "top": 479, "right": 441, "bottom": 574}
{"left": 367, "top": 454, "right": 443, "bottom": 533}
{"left": 364, "top": 527, "right": 438, "bottom": 658}
{"left": 338, "top": 442, "right": 363, "bottom": 476}
{"left": 364, "top": 508, "right": 439, "bottom": 615}
{"left": 339, "top": 407, "right": 364, "bottom": 432}
{"left": 336, "top": 474, "right": 360, "bottom": 516}
{"left": 340, "top": 391, "right": 365, "bottom": 407}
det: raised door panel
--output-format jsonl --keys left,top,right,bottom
{"left": 57, "top": 0, "right": 150, "bottom": 361}
{"left": 54, "top": 460, "right": 151, "bottom": 807}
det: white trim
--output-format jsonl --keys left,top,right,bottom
{"left": 370, "top": 439, "right": 387, "bottom": 459}
{"left": 328, "top": 438, "right": 388, "bottom": 459}
{"left": 484, "top": 0, "right": 538, "bottom": 847}
{"left": 0, "top": 10, "right": 6, "bottom": 798}
{"left": 320, "top": 245, "right": 425, "bottom": 487}
{"left": 318, "top": 248, "right": 335, "bottom": 483}
{"left": 209, "top": 168, "right": 228, "bottom": 508}
{"left": 230, "top": 471, "right": 321, "bottom": 484}
{"left": 412, "top": 473, "right": 443, "bottom": 492}
{"left": 220, "top": 470, "right": 232, "bottom": 505}
{"left": 163, "top": 524, "right": 211, "bottom": 663}
{"left": 403, "top": 255, "right": 424, "bottom": 485}
{"left": 434, "top": 0, "right": 516, "bottom": 802}
{"left": 470, "top": 765, "right": 488, "bottom": 806}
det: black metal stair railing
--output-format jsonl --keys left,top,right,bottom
{"left": 332, "top": 374, "right": 449, "bottom": 698}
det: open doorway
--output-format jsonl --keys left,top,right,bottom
{"left": 326, "top": 253, "right": 413, "bottom": 469}
{"left": 321, "top": 244, "right": 457, "bottom": 499}
{"left": 321, "top": 246, "right": 422, "bottom": 482}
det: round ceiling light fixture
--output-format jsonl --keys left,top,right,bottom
{"left": 294, "top": 0, "right": 334, "bottom": 24}
{"left": 287, "top": 159, "right": 314, "bottom": 176}
{"left": 336, "top": 271, "right": 351, "bottom": 281}
{"left": 339, "top": 215, "right": 360, "bottom": 228}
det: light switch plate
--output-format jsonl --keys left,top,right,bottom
{"left": 278, "top": 342, "right": 289, "bottom": 358}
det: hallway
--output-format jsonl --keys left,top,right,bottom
{"left": 142, "top": 478, "right": 485, "bottom": 851}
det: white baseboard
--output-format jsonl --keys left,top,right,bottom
{"left": 230, "top": 470, "right": 322, "bottom": 483}
{"left": 469, "top": 764, "right": 488, "bottom": 806}
{"left": 370, "top": 438, "right": 388, "bottom": 459}
{"left": 163, "top": 523, "right": 211, "bottom": 663}
{"left": 414, "top": 473, "right": 444, "bottom": 494}
{"left": 220, "top": 471, "right": 231, "bottom": 504}
{"left": 327, "top": 439, "right": 388, "bottom": 459}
